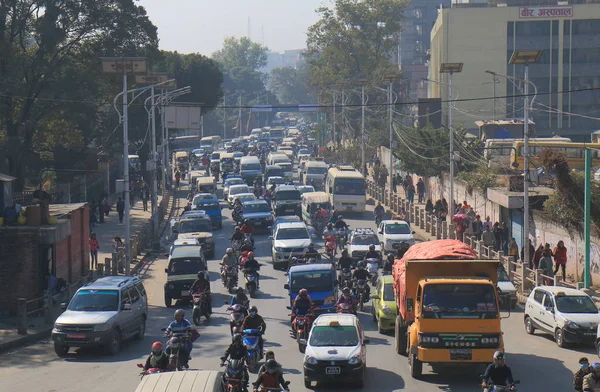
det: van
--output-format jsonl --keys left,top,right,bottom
{"left": 284, "top": 263, "right": 338, "bottom": 314}
{"left": 134, "top": 370, "right": 222, "bottom": 392}
{"left": 303, "top": 160, "right": 329, "bottom": 190}
{"left": 164, "top": 246, "right": 207, "bottom": 307}
{"left": 264, "top": 165, "right": 284, "bottom": 180}
{"left": 240, "top": 155, "right": 262, "bottom": 184}
{"left": 267, "top": 152, "right": 289, "bottom": 166}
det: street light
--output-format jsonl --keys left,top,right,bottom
{"left": 439, "top": 62, "right": 463, "bottom": 216}
{"left": 509, "top": 49, "right": 543, "bottom": 277}
{"left": 356, "top": 79, "right": 368, "bottom": 172}
{"left": 101, "top": 57, "right": 147, "bottom": 275}
{"left": 373, "top": 76, "right": 399, "bottom": 200}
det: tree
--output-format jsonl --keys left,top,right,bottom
{"left": 268, "top": 65, "right": 313, "bottom": 105}
{"left": 213, "top": 37, "right": 268, "bottom": 71}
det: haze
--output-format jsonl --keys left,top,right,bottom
{"left": 138, "top": 0, "right": 327, "bottom": 54}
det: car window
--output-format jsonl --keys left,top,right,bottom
{"left": 168, "top": 258, "right": 204, "bottom": 275}
{"left": 68, "top": 289, "right": 119, "bottom": 311}
{"left": 533, "top": 289, "right": 545, "bottom": 304}
{"left": 383, "top": 283, "right": 395, "bottom": 301}
{"left": 136, "top": 283, "right": 146, "bottom": 298}
{"left": 351, "top": 234, "right": 379, "bottom": 245}
{"left": 309, "top": 325, "right": 359, "bottom": 347}
{"left": 385, "top": 223, "right": 411, "bottom": 235}
{"left": 555, "top": 295, "right": 598, "bottom": 314}
{"left": 120, "top": 289, "right": 131, "bottom": 308}
{"left": 128, "top": 287, "right": 140, "bottom": 304}
{"left": 276, "top": 228, "right": 309, "bottom": 240}
{"left": 543, "top": 295, "right": 553, "bottom": 308}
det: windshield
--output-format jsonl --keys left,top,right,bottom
{"left": 271, "top": 131, "right": 285, "bottom": 137}
{"left": 385, "top": 223, "right": 411, "bottom": 234}
{"left": 299, "top": 149, "right": 310, "bottom": 154}
{"left": 333, "top": 178, "right": 365, "bottom": 195}
{"left": 299, "top": 187, "right": 315, "bottom": 194}
{"left": 422, "top": 284, "right": 498, "bottom": 319}
{"left": 244, "top": 203, "right": 271, "bottom": 213}
{"left": 309, "top": 325, "right": 358, "bottom": 347}
{"left": 276, "top": 228, "right": 309, "bottom": 240}
{"left": 383, "top": 284, "right": 395, "bottom": 301}
{"left": 230, "top": 186, "right": 249, "bottom": 195}
{"left": 179, "top": 219, "right": 212, "bottom": 233}
{"left": 555, "top": 295, "right": 598, "bottom": 314}
{"left": 195, "top": 203, "right": 219, "bottom": 211}
{"left": 237, "top": 195, "right": 256, "bottom": 203}
{"left": 68, "top": 289, "right": 119, "bottom": 311}
{"left": 201, "top": 141, "right": 213, "bottom": 147}
{"left": 351, "top": 234, "right": 379, "bottom": 245}
{"left": 168, "top": 259, "right": 203, "bottom": 275}
{"left": 268, "top": 178, "right": 286, "bottom": 185}
{"left": 291, "top": 271, "right": 333, "bottom": 293}
{"left": 266, "top": 168, "right": 284, "bottom": 177}
{"left": 225, "top": 179, "right": 244, "bottom": 187}
{"left": 276, "top": 190, "right": 301, "bottom": 200}
{"left": 277, "top": 163, "right": 292, "bottom": 170}
{"left": 307, "top": 167, "right": 328, "bottom": 174}
{"left": 241, "top": 163, "right": 261, "bottom": 171}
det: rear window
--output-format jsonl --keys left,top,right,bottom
{"left": 276, "top": 190, "right": 301, "bottom": 200}
{"left": 168, "top": 259, "right": 204, "bottom": 275}
{"left": 385, "top": 223, "right": 411, "bottom": 235}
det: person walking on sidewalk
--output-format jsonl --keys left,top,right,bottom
{"left": 117, "top": 197, "right": 125, "bottom": 224}
{"left": 482, "top": 225, "right": 495, "bottom": 248}
{"left": 142, "top": 184, "right": 150, "bottom": 212}
{"left": 553, "top": 240, "right": 568, "bottom": 280}
{"left": 508, "top": 238, "right": 519, "bottom": 271}
{"left": 539, "top": 249, "right": 554, "bottom": 285}
{"left": 406, "top": 183, "right": 415, "bottom": 204}
{"left": 98, "top": 195, "right": 105, "bottom": 223}
{"left": 472, "top": 215, "right": 483, "bottom": 241}
{"left": 533, "top": 244, "right": 544, "bottom": 269}
{"left": 89, "top": 233, "right": 99, "bottom": 269}
{"left": 416, "top": 178, "right": 425, "bottom": 203}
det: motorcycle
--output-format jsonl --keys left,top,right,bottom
{"left": 481, "top": 379, "right": 520, "bottom": 392}
{"left": 254, "top": 184, "right": 263, "bottom": 198}
{"left": 292, "top": 310, "right": 315, "bottom": 353}
{"left": 228, "top": 303, "right": 248, "bottom": 335}
{"left": 353, "top": 279, "right": 368, "bottom": 311}
{"left": 244, "top": 268, "right": 259, "bottom": 297}
{"left": 192, "top": 291, "right": 211, "bottom": 325}
{"left": 256, "top": 382, "right": 290, "bottom": 392}
{"left": 336, "top": 228, "right": 349, "bottom": 249}
{"left": 366, "top": 258, "right": 379, "bottom": 286}
{"left": 223, "top": 265, "right": 239, "bottom": 293}
{"left": 336, "top": 303, "right": 355, "bottom": 314}
{"left": 136, "top": 363, "right": 170, "bottom": 379}
{"left": 161, "top": 328, "right": 194, "bottom": 371}
{"left": 221, "top": 359, "right": 247, "bottom": 392}
{"left": 339, "top": 268, "right": 352, "bottom": 289}
{"left": 231, "top": 240, "right": 242, "bottom": 259}
{"left": 324, "top": 235, "right": 336, "bottom": 261}
{"left": 242, "top": 328, "right": 262, "bottom": 371}
{"left": 239, "top": 250, "right": 250, "bottom": 268}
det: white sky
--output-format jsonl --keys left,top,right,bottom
{"left": 138, "top": 0, "right": 328, "bottom": 55}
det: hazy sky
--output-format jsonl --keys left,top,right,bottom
{"left": 138, "top": 0, "right": 328, "bottom": 55}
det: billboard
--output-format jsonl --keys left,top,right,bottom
{"left": 165, "top": 105, "right": 201, "bottom": 129}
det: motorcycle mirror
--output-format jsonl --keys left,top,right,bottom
{"left": 284, "top": 283, "right": 289, "bottom": 290}
{"left": 165, "top": 268, "right": 168, "bottom": 273}
{"left": 160, "top": 327, "right": 167, "bottom": 331}
{"left": 137, "top": 363, "right": 143, "bottom": 368}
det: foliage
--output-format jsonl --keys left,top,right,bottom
{"left": 540, "top": 149, "right": 600, "bottom": 234}
{"left": 268, "top": 65, "right": 314, "bottom": 105}
{"left": 212, "top": 37, "right": 268, "bottom": 94}
{"left": 456, "top": 162, "right": 499, "bottom": 197}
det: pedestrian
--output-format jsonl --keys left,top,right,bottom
{"left": 533, "top": 244, "right": 544, "bottom": 269}
{"left": 406, "top": 183, "right": 415, "bottom": 204}
{"left": 472, "top": 215, "right": 483, "bottom": 241}
{"left": 466, "top": 207, "right": 476, "bottom": 221}
{"left": 416, "top": 178, "right": 425, "bottom": 203}
{"left": 116, "top": 197, "right": 125, "bottom": 224}
{"left": 483, "top": 216, "right": 493, "bottom": 232}
{"left": 142, "top": 184, "right": 149, "bottom": 212}
{"left": 521, "top": 239, "right": 535, "bottom": 269}
{"left": 500, "top": 222, "right": 509, "bottom": 252}
{"left": 103, "top": 196, "right": 110, "bottom": 217}
{"left": 574, "top": 357, "right": 591, "bottom": 392}
{"left": 539, "top": 249, "right": 554, "bottom": 284}
{"left": 392, "top": 175, "right": 398, "bottom": 193}
{"left": 508, "top": 238, "right": 519, "bottom": 271}
{"left": 462, "top": 200, "right": 471, "bottom": 211}
{"left": 482, "top": 225, "right": 495, "bottom": 248}
{"left": 553, "top": 240, "right": 568, "bottom": 280}
{"left": 89, "top": 233, "right": 99, "bottom": 269}
{"left": 98, "top": 195, "right": 105, "bottom": 223}
{"left": 493, "top": 222, "right": 502, "bottom": 251}
{"left": 425, "top": 199, "right": 434, "bottom": 214}
{"left": 113, "top": 236, "right": 124, "bottom": 251}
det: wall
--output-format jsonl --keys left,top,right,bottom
{"left": 55, "top": 206, "right": 89, "bottom": 282}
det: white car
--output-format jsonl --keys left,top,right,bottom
{"left": 377, "top": 220, "right": 416, "bottom": 253}
{"left": 227, "top": 184, "right": 250, "bottom": 206}
{"left": 270, "top": 221, "right": 314, "bottom": 269}
{"left": 266, "top": 176, "right": 286, "bottom": 189}
{"left": 347, "top": 228, "right": 382, "bottom": 260}
{"left": 302, "top": 313, "right": 368, "bottom": 388}
{"left": 525, "top": 286, "right": 600, "bottom": 348}
{"left": 233, "top": 192, "right": 256, "bottom": 205}
{"left": 223, "top": 177, "right": 246, "bottom": 200}
{"left": 297, "top": 149, "right": 311, "bottom": 161}
{"left": 497, "top": 264, "right": 517, "bottom": 309}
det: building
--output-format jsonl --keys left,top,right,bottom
{"left": 428, "top": 1, "right": 600, "bottom": 140}
{"left": 399, "top": 0, "right": 451, "bottom": 101}
{"left": 263, "top": 49, "right": 305, "bottom": 73}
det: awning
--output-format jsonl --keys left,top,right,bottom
{"left": 0, "top": 173, "right": 16, "bottom": 182}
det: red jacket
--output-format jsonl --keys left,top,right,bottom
{"left": 240, "top": 224, "right": 254, "bottom": 235}
{"left": 89, "top": 238, "right": 99, "bottom": 252}
{"left": 554, "top": 246, "right": 567, "bottom": 265}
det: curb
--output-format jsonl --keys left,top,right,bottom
{"left": 0, "top": 327, "right": 53, "bottom": 354}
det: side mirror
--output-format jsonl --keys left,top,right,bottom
{"left": 60, "top": 302, "right": 67, "bottom": 310}
{"left": 137, "top": 363, "right": 144, "bottom": 368}
{"left": 412, "top": 231, "right": 416, "bottom": 234}
{"left": 370, "top": 294, "right": 380, "bottom": 300}
{"left": 363, "top": 339, "right": 370, "bottom": 345}
{"left": 284, "top": 283, "right": 290, "bottom": 290}
{"left": 122, "top": 303, "right": 132, "bottom": 311}
{"left": 268, "top": 236, "right": 273, "bottom": 240}
{"left": 165, "top": 268, "right": 168, "bottom": 273}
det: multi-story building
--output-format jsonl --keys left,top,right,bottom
{"left": 428, "top": 0, "right": 600, "bottom": 140}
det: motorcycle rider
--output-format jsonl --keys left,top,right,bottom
{"left": 241, "top": 306, "right": 267, "bottom": 356}
{"left": 374, "top": 202, "right": 385, "bottom": 223}
{"left": 240, "top": 220, "right": 255, "bottom": 246}
{"left": 142, "top": 341, "right": 169, "bottom": 371}
{"left": 334, "top": 215, "right": 349, "bottom": 231}
{"left": 352, "top": 261, "right": 372, "bottom": 299}
{"left": 243, "top": 252, "right": 261, "bottom": 289}
{"left": 221, "top": 248, "right": 239, "bottom": 283}
{"left": 220, "top": 333, "right": 249, "bottom": 391}
{"left": 383, "top": 253, "right": 395, "bottom": 275}
{"left": 230, "top": 226, "right": 244, "bottom": 243}
{"left": 258, "top": 351, "right": 283, "bottom": 377}
{"left": 313, "top": 204, "right": 327, "bottom": 227}
{"left": 291, "top": 288, "right": 313, "bottom": 324}
{"left": 337, "top": 249, "right": 353, "bottom": 281}
{"left": 396, "top": 242, "right": 411, "bottom": 260}
{"left": 252, "top": 359, "right": 289, "bottom": 392}
{"left": 583, "top": 362, "right": 600, "bottom": 391}
{"left": 165, "top": 309, "right": 193, "bottom": 365}
{"left": 240, "top": 238, "right": 254, "bottom": 253}
{"left": 480, "top": 351, "right": 516, "bottom": 391}
{"left": 304, "top": 243, "right": 320, "bottom": 260}
{"left": 336, "top": 287, "right": 357, "bottom": 313}
{"left": 230, "top": 287, "right": 250, "bottom": 313}
{"left": 364, "top": 244, "right": 381, "bottom": 261}
{"left": 190, "top": 271, "right": 212, "bottom": 312}
{"left": 322, "top": 223, "right": 336, "bottom": 239}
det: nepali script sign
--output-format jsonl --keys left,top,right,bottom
{"left": 519, "top": 6, "right": 573, "bottom": 18}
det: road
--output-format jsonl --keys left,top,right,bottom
{"left": 0, "top": 179, "right": 589, "bottom": 392}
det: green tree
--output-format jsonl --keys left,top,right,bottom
{"left": 268, "top": 65, "right": 313, "bottom": 105}
{"left": 213, "top": 37, "right": 268, "bottom": 71}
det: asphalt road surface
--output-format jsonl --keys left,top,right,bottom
{"left": 0, "top": 179, "right": 591, "bottom": 392}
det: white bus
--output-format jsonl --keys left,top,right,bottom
{"left": 325, "top": 165, "right": 366, "bottom": 213}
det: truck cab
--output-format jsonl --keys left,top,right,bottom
{"left": 284, "top": 263, "right": 338, "bottom": 315}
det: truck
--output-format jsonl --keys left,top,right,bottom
{"left": 392, "top": 240, "right": 503, "bottom": 378}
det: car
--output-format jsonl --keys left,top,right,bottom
{"left": 191, "top": 193, "right": 222, "bottom": 229}
{"left": 224, "top": 141, "right": 232, "bottom": 150}
{"left": 270, "top": 215, "right": 302, "bottom": 236}
{"left": 347, "top": 228, "right": 382, "bottom": 261}
{"left": 180, "top": 210, "right": 209, "bottom": 220}
{"left": 497, "top": 264, "right": 517, "bottom": 309}
{"left": 270, "top": 221, "right": 314, "bottom": 270}
{"left": 266, "top": 176, "right": 286, "bottom": 189}
{"left": 169, "top": 238, "right": 200, "bottom": 255}
{"left": 370, "top": 275, "right": 397, "bottom": 333}
{"left": 173, "top": 216, "right": 215, "bottom": 258}
{"left": 272, "top": 184, "right": 302, "bottom": 217}
{"left": 524, "top": 286, "right": 600, "bottom": 348}
{"left": 239, "top": 199, "right": 274, "bottom": 229}
{"left": 223, "top": 177, "right": 246, "bottom": 200}
{"left": 52, "top": 276, "right": 148, "bottom": 357}
{"left": 297, "top": 185, "right": 316, "bottom": 195}
{"left": 227, "top": 184, "right": 250, "bottom": 206}
{"left": 297, "top": 148, "right": 311, "bottom": 161}
{"left": 233, "top": 192, "right": 257, "bottom": 205}
{"left": 164, "top": 246, "right": 208, "bottom": 307}
{"left": 377, "top": 220, "right": 416, "bottom": 253}
{"left": 302, "top": 313, "right": 368, "bottom": 388}
{"left": 277, "top": 146, "right": 295, "bottom": 160}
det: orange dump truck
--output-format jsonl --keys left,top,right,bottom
{"left": 392, "top": 240, "right": 503, "bottom": 378}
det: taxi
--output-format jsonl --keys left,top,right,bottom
{"left": 302, "top": 313, "right": 368, "bottom": 388}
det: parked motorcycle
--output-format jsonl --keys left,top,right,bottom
{"left": 353, "top": 279, "right": 368, "bottom": 311}
{"left": 192, "top": 291, "right": 211, "bottom": 325}
{"left": 221, "top": 359, "right": 247, "bottom": 392}
{"left": 366, "top": 258, "right": 379, "bottom": 286}
{"left": 242, "top": 328, "right": 262, "bottom": 371}
{"left": 244, "top": 268, "right": 259, "bottom": 297}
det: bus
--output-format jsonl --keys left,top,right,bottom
{"left": 325, "top": 165, "right": 366, "bottom": 213}
{"left": 199, "top": 136, "right": 222, "bottom": 152}
{"left": 510, "top": 141, "right": 600, "bottom": 170}
{"left": 269, "top": 127, "right": 286, "bottom": 143}
{"left": 485, "top": 137, "right": 571, "bottom": 170}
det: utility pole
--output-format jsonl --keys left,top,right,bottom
{"left": 332, "top": 92, "right": 336, "bottom": 146}
{"left": 387, "top": 78, "right": 394, "bottom": 200}
{"left": 223, "top": 96, "right": 227, "bottom": 139}
{"left": 584, "top": 148, "right": 592, "bottom": 288}
{"left": 150, "top": 84, "right": 158, "bottom": 248}
{"left": 238, "top": 93, "right": 242, "bottom": 138}
{"left": 341, "top": 88, "right": 346, "bottom": 143}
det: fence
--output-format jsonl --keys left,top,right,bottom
{"left": 366, "top": 178, "right": 583, "bottom": 296}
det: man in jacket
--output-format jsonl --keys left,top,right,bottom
{"left": 480, "top": 351, "right": 515, "bottom": 391}
{"left": 241, "top": 306, "right": 267, "bottom": 356}
{"left": 220, "top": 333, "right": 249, "bottom": 390}
{"left": 583, "top": 362, "right": 600, "bottom": 391}
{"left": 190, "top": 272, "right": 211, "bottom": 312}
{"left": 243, "top": 252, "right": 261, "bottom": 289}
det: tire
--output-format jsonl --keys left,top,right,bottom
{"left": 395, "top": 316, "right": 408, "bottom": 356}
{"left": 193, "top": 308, "right": 201, "bottom": 326}
{"left": 409, "top": 351, "right": 422, "bottom": 378}
{"left": 134, "top": 317, "right": 146, "bottom": 340}
{"left": 359, "top": 297, "right": 364, "bottom": 311}
{"left": 371, "top": 306, "right": 377, "bottom": 322}
{"left": 555, "top": 328, "right": 567, "bottom": 348}
{"left": 304, "top": 379, "right": 311, "bottom": 389}
{"left": 54, "top": 342, "right": 69, "bottom": 357}
{"left": 165, "top": 294, "right": 172, "bottom": 308}
{"left": 524, "top": 316, "right": 535, "bottom": 335}
{"left": 299, "top": 342, "right": 306, "bottom": 353}
{"left": 378, "top": 320, "right": 385, "bottom": 334}
{"left": 107, "top": 330, "right": 121, "bottom": 355}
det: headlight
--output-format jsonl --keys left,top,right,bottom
{"left": 348, "top": 356, "right": 361, "bottom": 365}
{"left": 382, "top": 306, "right": 392, "bottom": 315}
{"left": 168, "top": 284, "right": 175, "bottom": 289}
{"left": 275, "top": 247, "right": 284, "bottom": 252}
{"left": 296, "top": 319, "right": 305, "bottom": 325}
{"left": 305, "top": 356, "right": 318, "bottom": 365}
{"left": 93, "top": 324, "right": 110, "bottom": 332}
{"left": 431, "top": 337, "right": 439, "bottom": 343}
{"left": 324, "top": 296, "right": 335, "bottom": 305}
{"left": 53, "top": 324, "right": 63, "bottom": 332}
{"left": 567, "top": 321, "right": 580, "bottom": 329}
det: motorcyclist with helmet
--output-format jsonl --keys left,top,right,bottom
{"left": 240, "top": 220, "right": 255, "bottom": 246}
{"left": 243, "top": 251, "right": 261, "bottom": 288}
{"left": 240, "top": 238, "right": 254, "bottom": 253}
{"left": 257, "top": 351, "right": 284, "bottom": 379}
{"left": 383, "top": 253, "right": 395, "bottom": 275}
{"left": 583, "top": 362, "right": 600, "bottom": 391}
{"left": 241, "top": 306, "right": 267, "bottom": 356}
{"left": 291, "top": 288, "right": 313, "bottom": 324}
{"left": 190, "top": 271, "right": 212, "bottom": 312}
{"left": 230, "top": 287, "right": 250, "bottom": 316}
{"left": 252, "top": 359, "right": 289, "bottom": 392}
{"left": 396, "top": 242, "right": 411, "bottom": 260}
{"left": 165, "top": 309, "right": 193, "bottom": 367}
{"left": 364, "top": 244, "right": 381, "bottom": 261}
{"left": 322, "top": 223, "right": 336, "bottom": 239}
{"left": 230, "top": 226, "right": 245, "bottom": 243}
{"left": 480, "top": 351, "right": 516, "bottom": 391}
{"left": 336, "top": 287, "right": 357, "bottom": 313}
{"left": 220, "top": 333, "right": 249, "bottom": 391}
{"left": 352, "top": 261, "right": 372, "bottom": 299}
{"left": 221, "top": 248, "right": 239, "bottom": 284}
{"left": 142, "top": 341, "right": 169, "bottom": 371}
{"left": 333, "top": 215, "right": 349, "bottom": 231}
{"left": 337, "top": 249, "right": 353, "bottom": 281}
{"left": 304, "top": 243, "right": 320, "bottom": 260}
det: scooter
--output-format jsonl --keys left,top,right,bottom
{"left": 336, "top": 228, "right": 349, "bottom": 249}
{"left": 256, "top": 383, "right": 290, "bottom": 392}
{"left": 324, "top": 235, "right": 336, "bottom": 261}
{"left": 224, "top": 265, "right": 239, "bottom": 294}
{"left": 228, "top": 303, "right": 248, "bottom": 336}
{"left": 339, "top": 268, "right": 352, "bottom": 289}
{"left": 366, "top": 258, "right": 379, "bottom": 286}
{"left": 354, "top": 279, "right": 368, "bottom": 311}
{"left": 336, "top": 303, "right": 355, "bottom": 314}
{"left": 220, "top": 359, "right": 248, "bottom": 392}
{"left": 192, "top": 291, "right": 211, "bottom": 325}
{"left": 242, "top": 328, "right": 262, "bottom": 371}
{"left": 244, "top": 268, "right": 259, "bottom": 297}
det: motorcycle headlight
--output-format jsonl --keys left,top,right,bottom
{"left": 93, "top": 324, "right": 110, "bottom": 332}
{"left": 305, "top": 356, "right": 318, "bottom": 365}
{"left": 297, "top": 319, "right": 305, "bottom": 325}
{"left": 324, "top": 295, "right": 335, "bottom": 305}
{"left": 53, "top": 324, "right": 63, "bottom": 332}
{"left": 348, "top": 356, "right": 361, "bottom": 365}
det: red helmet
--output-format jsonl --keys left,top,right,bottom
{"left": 248, "top": 251, "right": 255, "bottom": 258}
{"left": 299, "top": 288, "right": 308, "bottom": 297}
{"left": 151, "top": 341, "right": 163, "bottom": 352}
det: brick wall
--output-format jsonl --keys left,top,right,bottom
{"left": 55, "top": 206, "right": 90, "bottom": 282}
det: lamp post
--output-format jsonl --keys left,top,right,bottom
{"left": 373, "top": 77, "right": 399, "bottom": 200}
{"left": 357, "top": 79, "right": 368, "bottom": 172}
{"left": 101, "top": 57, "right": 147, "bottom": 275}
{"left": 439, "top": 62, "right": 463, "bottom": 216}
{"left": 509, "top": 50, "right": 543, "bottom": 276}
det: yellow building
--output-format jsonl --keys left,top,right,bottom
{"left": 428, "top": 3, "right": 600, "bottom": 140}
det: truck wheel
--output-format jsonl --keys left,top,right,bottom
{"left": 409, "top": 351, "right": 422, "bottom": 378}
{"left": 395, "top": 316, "right": 408, "bottom": 356}
{"left": 164, "top": 294, "right": 172, "bottom": 308}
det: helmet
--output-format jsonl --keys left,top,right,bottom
{"left": 235, "top": 226, "right": 240, "bottom": 231}
{"left": 592, "top": 362, "right": 600, "bottom": 371}
{"left": 299, "top": 288, "right": 308, "bottom": 297}
{"left": 197, "top": 271, "right": 205, "bottom": 280}
{"left": 357, "top": 261, "right": 365, "bottom": 269}
{"left": 236, "top": 287, "right": 244, "bottom": 294}
{"left": 327, "top": 223, "right": 333, "bottom": 229}
{"left": 493, "top": 351, "right": 505, "bottom": 360}
{"left": 174, "top": 309, "right": 185, "bottom": 319}
{"left": 151, "top": 341, "right": 163, "bottom": 353}
{"left": 342, "top": 287, "right": 351, "bottom": 295}
{"left": 244, "top": 219, "right": 249, "bottom": 224}
{"left": 249, "top": 305, "right": 258, "bottom": 313}
{"left": 265, "top": 359, "right": 278, "bottom": 373}
{"left": 232, "top": 333, "right": 243, "bottom": 344}
{"left": 369, "top": 244, "right": 375, "bottom": 251}
{"left": 226, "top": 248, "right": 233, "bottom": 254}
{"left": 248, "top": 251, "right": 255, "bottom": 258}
{"left": 291, "top": 257, "right": 298, "bottom": 262}
{"left": 338, "top": 215, "right": 343, "bottom": 219}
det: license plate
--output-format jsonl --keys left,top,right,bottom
{"left": 449, "top": 349, "right": 472, "bottom": 360}
{"left": 181, "top": 290, "right": 190, "bottom": 296}
{"left": 67, "top": 334, "right": 86, "bottom": 339}
{"left": 325, "top": 367, "right": 340, "bottom": 374}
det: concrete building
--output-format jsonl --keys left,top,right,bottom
{"left": 428, "top": 1, "right": 600, "bottom": 140}
{"left": 263, "top": 49, "right": 305, "bottom": 73}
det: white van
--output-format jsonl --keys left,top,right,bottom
{"left": 239, "top": 155, "right": 262, "bottom": 184}
{"left": 303, "top": 160, "right": 329, "bottom": 190}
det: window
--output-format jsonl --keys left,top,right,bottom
{"left": 555, "top": 295, "right": 598, "bottom": 314}
{"left": 421, "top": 284, "right": 498, "bottom": 319}
{"left": 414, "top": 8, "right": 422, "bottom": 19}
{"left": 68, "top": 289, "right": 119, "bottom": 311}
{"left": 168, "top": 258, "right": 204, "bottom": 275}
{"left": 307, "top": 167, "right": 328, "bottom": 174}
{"left": 276, "top": 228, "right": 309, "bottom": 240}
{"left": 383, "top": 283, "right": 395, "bottom": 301}
{"left": 543, "top": 295, "right": 554, "bottom": 309}
{"left": 533, "top": 289, "right": 545, "bottom": 304}
{"left": 351, "top": 234, "right": 379, "bottom": 245}
{"left": 243, "top": 203, "right": 271, "bottom": 213}
{"left": 127, "top": 287, "right": 140, "bottom": 304}
{"left": 241, "top": 163, "right": 261, "bottom": 171}
{"left": 309, "top": 325, "right": 359, "bottom": 347}
{"left": 385, "top": 223, "right": 411, "bottom": 235}
{"left": 179, "top": 219, "right": 212, "bottom": 233}
{"left": 136, "top": 283, "right": 146, "bottom": 298}
{"left": 275, "top": 190, "right": 301, "bottom": 200}
{"left": 333, "top": 178, "right": 365, "bottom": 195}
{"left": 120, "top": 289, "right": 131, "bottom": 308}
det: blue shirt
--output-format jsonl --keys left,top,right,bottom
{"left": 166, "top": 319, "right": 192, "bottom": 336}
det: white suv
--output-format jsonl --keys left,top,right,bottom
{"left": 347, "top": 228, "right": 381, "bottom": 261}
{"left": 377, "top": 220, "right": 415, "bottom": 253}
{"left": 524, "top": 286, "right": 599, "bottom": 348}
